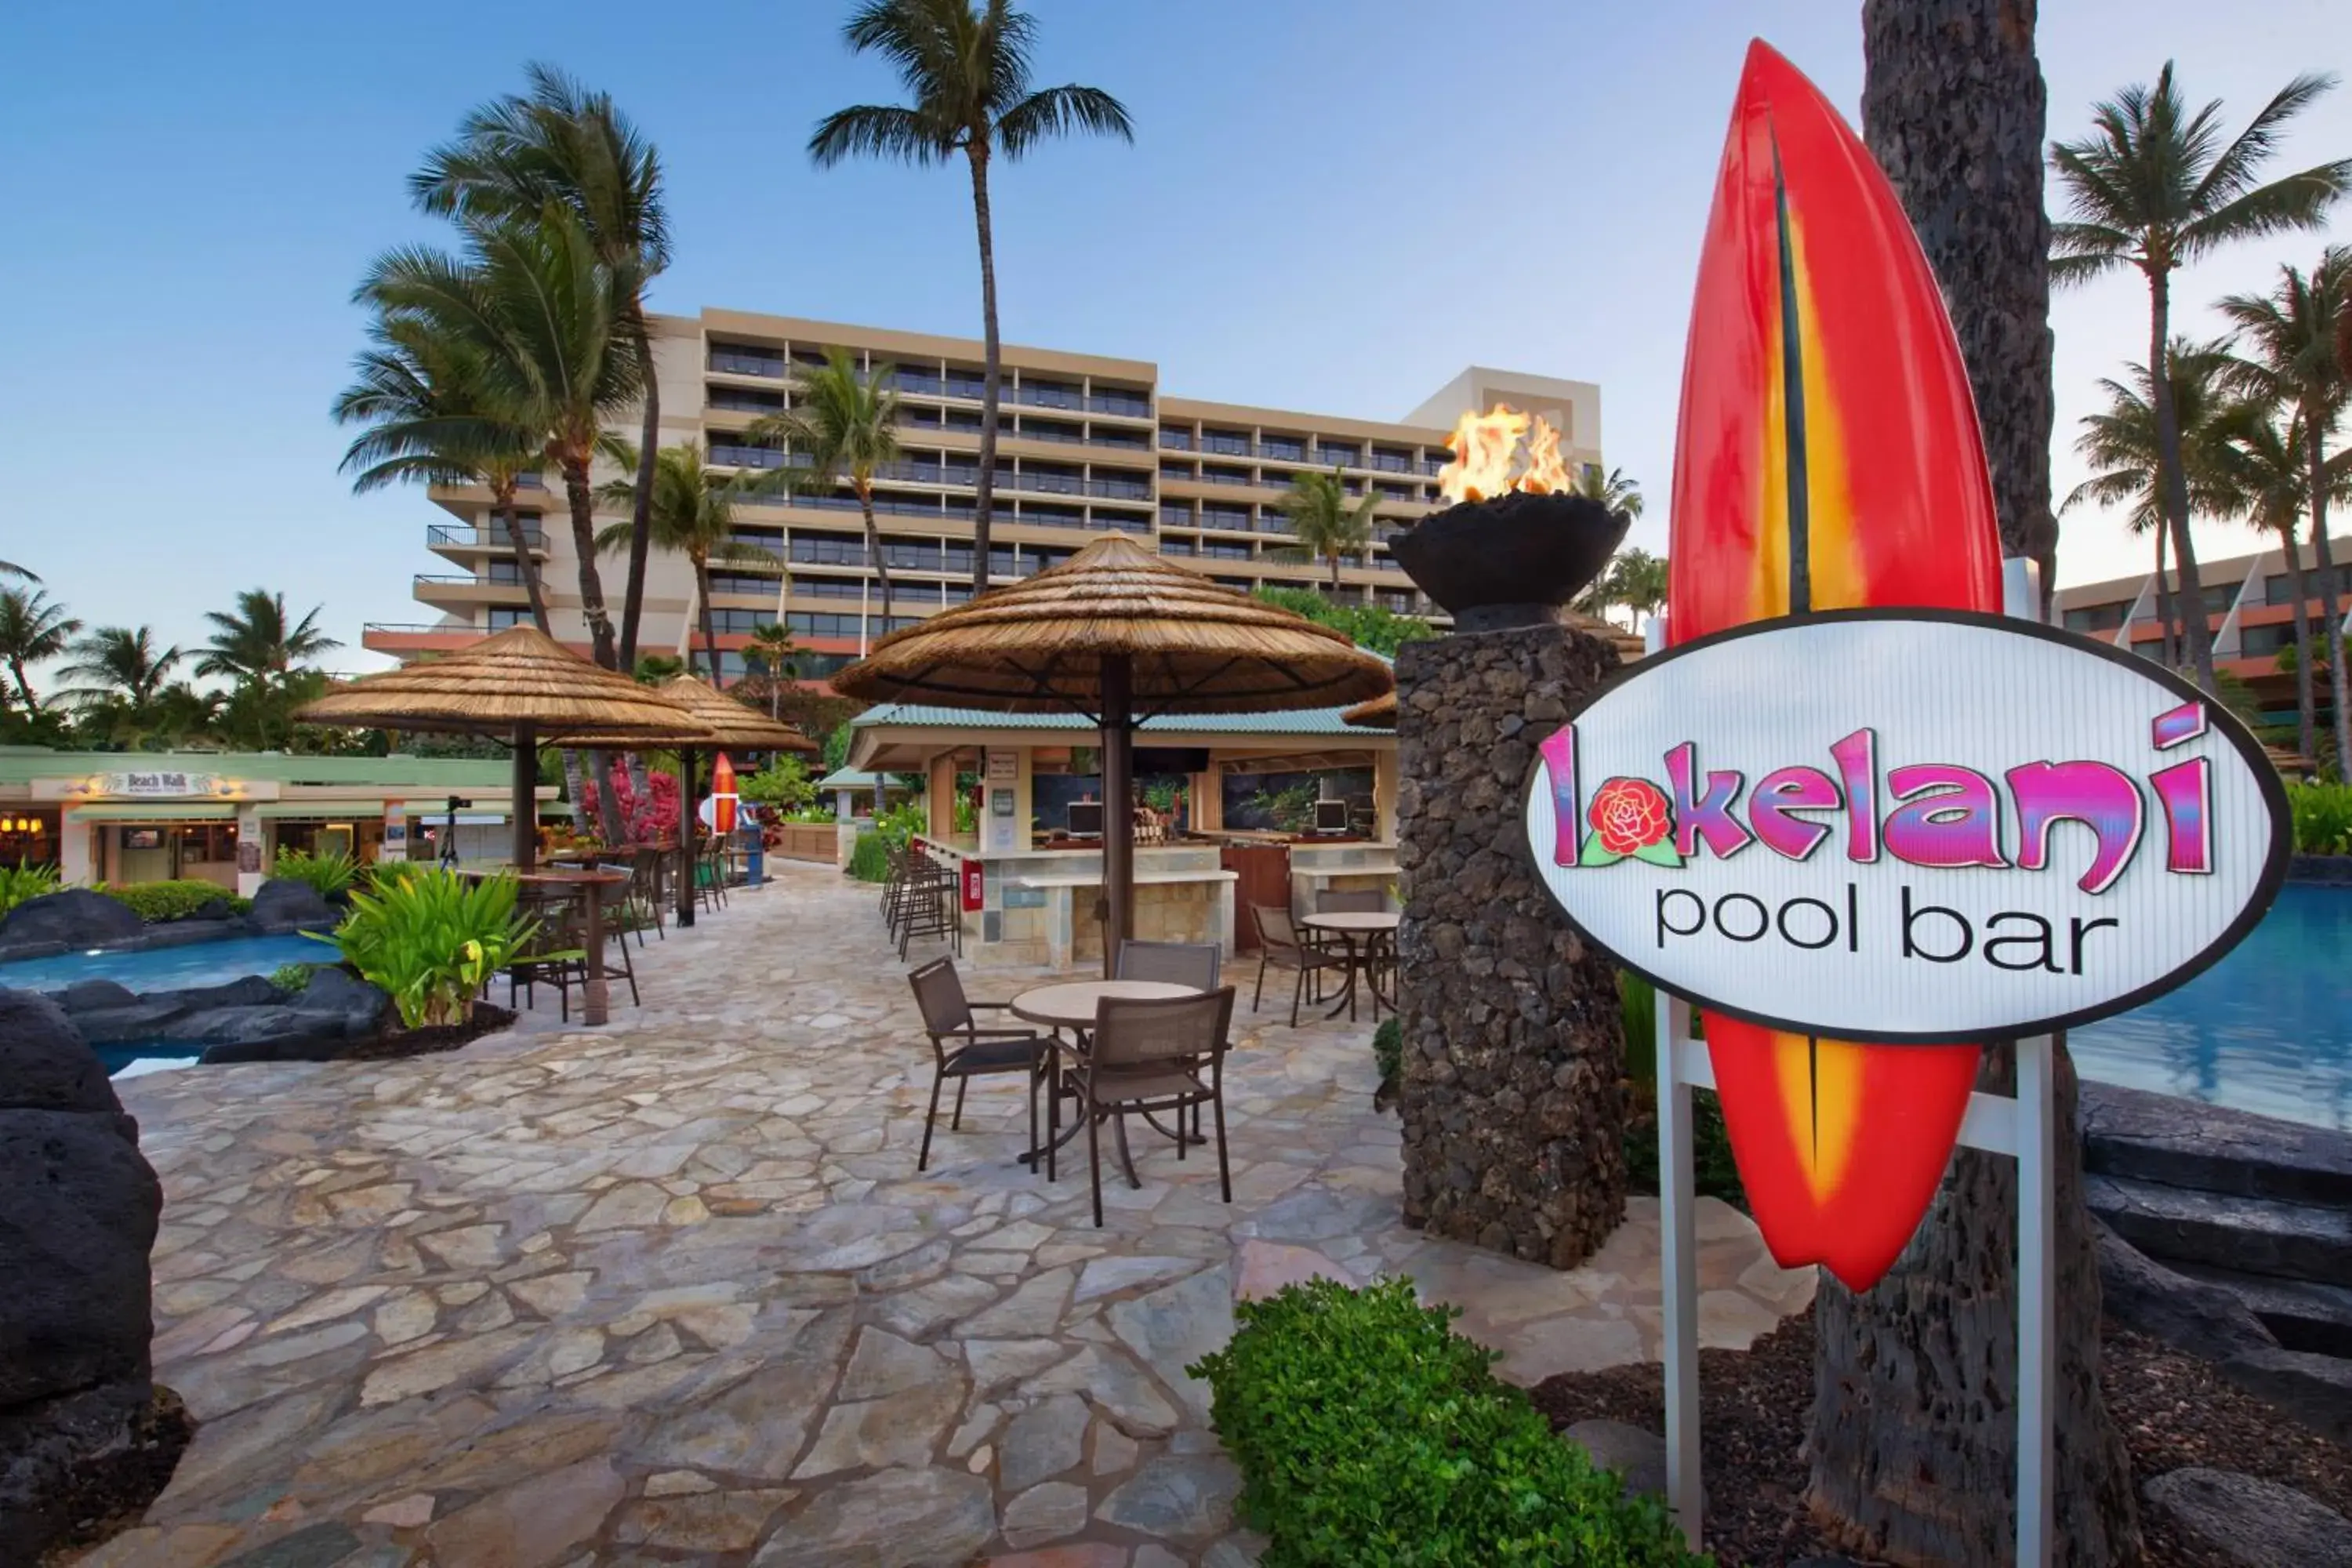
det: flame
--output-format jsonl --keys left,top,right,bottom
{"left": 1436, "top": 404, "right": 1575, "bottom": 504}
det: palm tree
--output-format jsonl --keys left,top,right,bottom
{"left": 334, "top": 312, "right": 553, "bottom": 630}
{"left": 412, "top": 64, "right": 671, "bottom": 670}
{"left": 1575, "top": 463, "right": 1645, "bottom": 525}
{"left": 197, "top": 590, "right": 339, "bottom": 689}
{"left": 0, "top": 586, "right": 80, "bottom": 713}
{"left": 360, "top": 209, "right": 646, "bottom": 670}
{"left": 57, "top": 626, "right": 183, "bottom": 713}
{"left": 1272, "top": 466, "right": 1381, "bottom": 593}
{"left": 745, "top": 622, "right": 804, "bottom": 719}
{"left": 811, "top": 0, "right": 1134, "bottom": 597}
{"left": 594, "top": 441, "right": 784, "bottom": 681}
{"left": 2062, "top": 339, "right": 2244, "bottom": 668}
{"left": 2220, "top": 250, "right": 2352, "bottom": 779}
{"left": 750, "top": 347, "right": 904, "bottom": 619}
{"left": 2051, "top": 63, "right": 2350, "bottom": 695}
{"left": 0, "top": 561, "right": 35, "bottom": 582}
{"left": 1591, "top": 548, "right": 1667, "bottom": 631}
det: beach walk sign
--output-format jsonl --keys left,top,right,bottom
{"left": 1526, "top": 608, "right": 2291, "bottom": 1042}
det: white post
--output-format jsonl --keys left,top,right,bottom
{"left": 1655, "top": 990, "right": 1703, "bottom": 1551}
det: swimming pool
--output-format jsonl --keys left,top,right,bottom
{"left": 2072, "top": 883, "right": 2352, "bottom": 1133}
{"left": 0, "top": 933, "right": 328, "bottom": 996}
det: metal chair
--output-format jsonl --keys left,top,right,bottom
{"left": 1248, "top": 905, "right": 1347, "bottom": 1027}
{"left": 906, "top": 957, "right": 1047, "bottom": 1172}
{"left": 1070, "top": 988, "right": 1237, "bottom": 1225}
{"left": 1115, "top": 939, "right": 1221, "bottom": 992}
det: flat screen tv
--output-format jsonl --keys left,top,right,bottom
{"left": 122, "top": 828, "right": 163, "bottom": 851}
{"left": 1133, "top": 746, "right": 1210, "bottom": 775}
{"left": 1066, "top": 801, "right": 1105, "bottom": 837}
{"left": 1312, "top": 800, "right": 1351, "bottom": 835}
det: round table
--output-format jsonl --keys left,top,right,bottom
{"left": 1010, "top": 979, "right": 1203, "bottom": 1177}
{"left": 1301, "top": 911, "right": 1401, "bottom": 1022}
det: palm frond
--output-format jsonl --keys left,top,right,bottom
{"left": 996, "top": 85, "right": 1135, "bottom": 158}
{"left": 2191, "top": 71, "right": 2341, "bottom": 210}
{"left": 809, "top": 103, "right": 953, "bottom": 165}
{"left": 2183, "top": 161, "right": 2352, "bottom": 260}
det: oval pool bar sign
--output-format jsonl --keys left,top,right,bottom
{"left": 1526, "top": 610, "right": 2291, "bottom": 1042}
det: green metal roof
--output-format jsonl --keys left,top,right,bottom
{"left": 815, "top": 768, "right": 907, "bottom": 791}
{"left": 850, "top": 704, "right": 1363, "bottom": 737}
{"left": 66, "top": 802, "right": 237, "bottom": 821}
{"left": 0, "top": 748, "right": 523, "bottom": 788}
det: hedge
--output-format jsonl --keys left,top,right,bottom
{"left": 103, "top": 880, "right": 251, "bottom": 924}
{"left": 1189, "top": 1276, "right": 1710, "bottom": 1566}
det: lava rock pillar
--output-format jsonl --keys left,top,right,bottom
{"left": 1395, "top": 622, "right": 1631, "bottom": 1269}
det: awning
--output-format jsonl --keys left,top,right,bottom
{"left": 65, "top": 803, "right": 238, "bottom": 821}
{"left": 254, "top": 803, "right": 380, "bottom": 821}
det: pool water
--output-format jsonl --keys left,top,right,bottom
{"left": 2071, "top": 884, "right": 2352, "bottom": 1132}
{"left": 0, "top": 934, "right": 328, "bottom": 996}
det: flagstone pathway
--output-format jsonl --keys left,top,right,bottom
{"left": 80, "top": 858, "right": 1811, "bottom": 1567}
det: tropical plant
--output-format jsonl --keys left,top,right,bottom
{"left": 811, "top": 0, "right": 1134, "bottom": 597}
{"left": 268, "top": 963, "right": 320, "bottom": 996}
{"left": 197, "top": 589, "right": 339, "bottom": 687}
{"left": 2062, "top": 339, "right": 2245, "bottom": 669}
{"left": 739, "top": 755, "right": 818, "bottom": 812}
{"left": 824, "top": 718, "right": 857, "bottom": 774}
{"left": 1243, "top": 781, "right": 1320, "bottom": 834}
{"left": 312, "top": 865, "right": 552, "bottom": 1029}
{"left": 2220, "top": 249, "right": 2352, "bottom": 780}
{"left": 1189, "top": 1276, "right": 1705, "bottom": 1567}
{"left": 272, "top": 847, "right": 361, "bottom": 899}
{"left": 1854, "top": 6, "right": 2143, "bottom": 1559}
{"left": 2285, "top": 779, "right": 2352, "bottom": 851}
{"left": 1252, "top": 586, "right": 1434, "bottom": 658}
{"left": 847, "top": 829, "right": 893, "bottom": 883}
{"left": 1574, "top": 463, "right": 1645, "bottom": 524}
{"left": 2051, "top": 62, "right": 2350, "bottom": 696}
{"left": 633, "top": 653, "right": 686, "bottom": 684}
{"left": 411, "top": 64, "right": 671, "bottom": 669}
{"left": 0, "top": 862, "right": 60, "bottom": 916}
{"left": 100, "top": 880, "right": 246, "bottom": 923}
{"left": 334, "top": 312, "right": 551, "bottom": 630}
{"left": 593, "top": 441, "right": 782, "bottom": 680}
{"left": 744, "top": 622, "right": 803, "bottom": 717}
{"left": 871, "top": 796, "right": 927, "bottom": 849}
{"left": 1577, "top": 547, "right": 1667, "bottom": 631}
{"left": 55, "top": 626, "right": 186, "bottom": 746}
{"left": 1271, "top": 467, "right": 1381, "bottom": 592}
{"left": 0, "top": 561, "right": 36, "bottom": 582}
{"left": 750, "top": 347, "right": 904, "bottom": 619}
{"left": 0, "top": 586, "right": 81, "bottom": 712}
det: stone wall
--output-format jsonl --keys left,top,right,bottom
{"left": 1393, "top": 623, "right": 1630, "bottom": 1269}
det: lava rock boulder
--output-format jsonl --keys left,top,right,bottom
{"left": 249, "top": 877, "right": 338, "bottom": 931}
{"left": 0, "top": 888, "right": 144, "bottom": 956}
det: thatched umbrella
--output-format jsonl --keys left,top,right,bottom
{"left": 557, "top": 673, "right": 818, "bottom": 926}
{"left": 296, "top": 626, "right": 712, "bottom": 870}
{"left": 832, "top": 535, "right": 1392, "bottom": 974}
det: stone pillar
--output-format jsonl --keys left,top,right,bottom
{"left": 1394, "top": 623, "right": 1629, "bottom": 1269}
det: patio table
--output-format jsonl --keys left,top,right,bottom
{"left": 1301, "top": 910, "right": 1400, "bottom": 1022}
{"left": 460, "top": 866, "right": 631, "bottom": 1026}
{"left": 1010, "top": 978, "right": 1201, "bottom": 1178}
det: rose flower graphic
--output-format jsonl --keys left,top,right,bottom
{"left": 1579, "top": 776, "right": 1683, "bottom": 867}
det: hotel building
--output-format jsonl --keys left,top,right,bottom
{"left": 368, "top": 310, "right": 1603, "bottom": 682}
{"left": 2053, "top": 533, "right": 2352, "bottom": 736}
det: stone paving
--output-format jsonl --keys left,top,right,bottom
{"left": 82, "top": 858, "right": 1813, "bottom": 1568}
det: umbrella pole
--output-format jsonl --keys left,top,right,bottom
{"left": 677, "top": 746, "right": 698, "bottom": 930}
{"left": 512, "top": 720, "right": 539, "bottom": 871}
{"left": 1101, "top": 653, "right": 1134, "bottom": 978}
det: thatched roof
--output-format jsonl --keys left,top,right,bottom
{"left": 556, "top": 673, "right": 818, "bottom": 753}
{"left": 829, "top": 535, "right": 1393, "bottom": 715}
{"left": 1341, "top": 613, "right": 1645, "bottom": 730}
{"left": 295, "top": 626, "right": 713, "bottom": 739}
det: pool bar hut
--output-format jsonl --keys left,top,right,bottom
{"left": 0, "top": 746, "right": 557, "bottom": 895}
{"left": 846, "top": 701, "right": 1402, "bottom": 970}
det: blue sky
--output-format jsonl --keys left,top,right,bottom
{"left": 4, "top": 0, "right": 2350, "bottom": 675}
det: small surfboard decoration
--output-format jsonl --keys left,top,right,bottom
{"left": 1665, "top": 40, "right": 2001, "bottom": 1290}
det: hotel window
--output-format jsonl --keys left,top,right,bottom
{"left": 1162, "top": 538, "right": 1196, "bottom": 556}
{"left": 1203, "top": 541, "right": 1251, "bottom": 561}
{"left": 1202, "top": 505, "right": 1250, "bottom": 531}
{"left": 486, "top": 561, "right": 522, "bottom": 585}
{"left": 989, "top": 548, "right": 1020, "bottom": 577}
{"left": 1160, "top": 502, "right": 1194, "bottom": 528}
{"left": 1160, "top": 463, "right": 1196, "bottom": 482}
{"left": 706, "top": 572, "right": 777, "bottom": 597}
{"left": 1092, "top": 426, "right": 1149, "bottom": 449}
{"left": 1201, "top": 466, "right": 1252, "bottom": 487}
{"left": 1258, "top": 509, "right": 1294, "bottom": 535}
{"left": 706, "top": 384, "right": 784, "bottom": 412}
{"left": 1019, "top": 502, "right": 1087, "bottom": 526}
{"left": 1201, "top": 429, "right": 1250, "bottom": 456}
{"left": 1259, "top": 437, "right": 1305, "bottom": 462}
{"left": 1314, "top": 443, "right": 1359, "bottom": 467}
{"left": 709, "top": 343, "right": 786, "bottom": 377}
{"left": 1370, "top": 447, "right": 1413, "bottom": 473}
{"left": 2062, "top": 602, "right": 2128, "bottom": 633}
{"left": 797, "top": 577, "right": 866, "bottom": 599}
{"left": 892, "top": 367, "right": 945, "bottom": 396}
{"left": 1090, "top": 387, "right": 1152, "bottom": 417}
{"left": 880, "top": 540, "right": 944, "bottom": 571}
{"left": 488, "top": 608, "right": 530, "bottom": 630}
{"left": 1018, "top": 378, "right": 1083, "bottom": 410}
{"left": 791, "top": 535, "right": 869, "bottom": 566}
{"left": 2266, "top": 564, "right": 2352, "bottom": 604}
{"left": 1212, "top": 575, "right": 1257, "bottom": 591}
{"left": 2238, "top": 622, "right": 2296, "bottom": 657}
{"left": 1159, "top": 427, "right": 1193, "bottom": 450}
{"left": 708, "top": 608, "right": 776, "bottom": 633}
{"left": 1022, "top": 419, "right": 1084, "bottom": 444}
{"left": 1094, "top": 510, "right": 1153, "bottom": 535}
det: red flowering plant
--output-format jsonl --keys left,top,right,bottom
{"left": 576, "top": 769, "right": 681, "bottom": 844}
{"left": 1579, "top": 776, "right": 1682, "bottom": 867}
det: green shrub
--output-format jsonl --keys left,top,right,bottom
{"left": 847, "top": 829, "right": 892, "bottom": 883}
{"left": 308, "top": 866, "right": 557, "bottom": 1029}
{"left": 269, "top": 962, "right": 318, "bottom": 995}
{"left": 103, "top": 880, "right": 250, "bottom": 924}
{"left": 1191, "top": 1276, "right": 1708, "bottom": 1566}
{"left": 2286, "top": 780, "right": 2352, "bottom": 855}
{"left": 272, "top": 847, "right": 361, "bottom": 899}
{"left": 873, "top": 797, "right": 927, "bottom": 849}
{"left": 739, "top": 756, "right": 818, "bottom": 812}
{"left": 1616, "top": 972, "right": 1744, "bottom": 1209}
{"left": 0, "top": 862, "right": 60, "bottom": 917}
{"left": 1372, "top": 1017, "right": 1401, "bottom": 1086}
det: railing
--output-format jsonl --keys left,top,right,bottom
{"left": 365, "top": 621, "right": 478, "bottom": 636}
{"left": 413, "top": 573, "right": 525, "bottom": 587}
{"left": 709, "top": 444, "right": 789, "bottom": 469}
{"left": 1198, "top": 470, "right": 1255, "bottom": 488}
{"left": 427, "top": 524, "right": 547, "bottom": 550}
{"left": 1160, "top": 430, "right": 1192, "bottom": 450}
{"left": 1367, "top": 452, "right": 1413, "bottom": 473}
{"left": 1088, "top": 394, "right": 1152, "bottom": 418}
{"left": 710, "top": 350, "right": 786, "bottom": 378}
{"left": 1200, "top": 436, "right": 1251, "bottom": 456}
{"left": 707, "top": 388, "right": 785, "bottom": 412}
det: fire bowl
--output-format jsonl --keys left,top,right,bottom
{"left": 1388, "top": 490, "right": 1628, "bottom": 634}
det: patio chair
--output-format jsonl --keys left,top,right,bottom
{"left": 1070, "top": 987, "right": 1237, "bottom": 1226}
{"left": 627, "top": 847, "right": 666, "bottom": 942}
{"left": 1248, "top": 905, "right": 1347, "bottom": 1027}
{"left": 506, "top": 886, "right": 588, "bottom": 1021}
{"left": 1115, "top": 939, "right": 1221, "bottom": 992}
{"left": 907, "top": 956, "right": 1047, "bottom": 1172}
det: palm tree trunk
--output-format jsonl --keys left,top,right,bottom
{"left": 2147, "top": 274, "right": 2218, "bottom": 693}
{"left": 496, "top": 491, "right": 552, "bottom": 632}
{"left": 560, "top": 458, "right": 619, "bottom": 670}
{"left": 695, "top": 560, "right": 723, "bottom": 684}
{"left": 2310, "top": 419, "right": 2352, "bottom": 780}
{"left": 967, "top": 143, "right": 1000, "bottom": 604}
{"left": 9, "top": 659, "right": 38, "bottom": 712}
{"left": 618, "top": 315, "right": 662, "bottom": 672}
{"left": 2278, "top": 517, "right": 2318, "bottom": 762}
{"left": 2152, "top": 523, "right": 2177, "bottom": 668}
{"left": 1842, "top": 5, "right": 2143, "bottom": 1563}
{"left": 860, "top": 486, "right": 894, "bottom": 624}
{"left": 1328, "top": 553, "right": 1341, "bottom": 595}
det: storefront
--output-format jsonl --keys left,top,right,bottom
{"left": 0, "top": 750, "right": 557, "bottom": 895}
